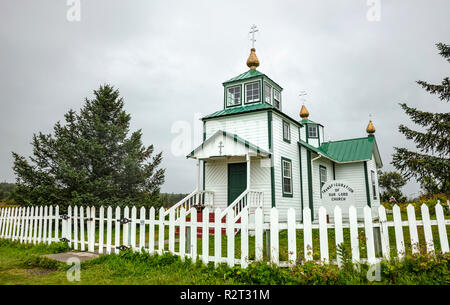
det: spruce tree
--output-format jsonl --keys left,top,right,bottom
{"left": 392, "top": 43, "right": 450, "bottom": 195}
{"left": 12, "top": 85, "right": 165, "bottom": 209}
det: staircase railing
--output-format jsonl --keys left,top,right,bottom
{"left": 164, "top": 190, "right": 214, "bottom": 219}
{"left": 220, "top": 190, "right": 263, "bottom": 222}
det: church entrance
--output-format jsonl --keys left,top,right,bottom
{"left": 227, "top": 162, "right": 247, "bottom": 206}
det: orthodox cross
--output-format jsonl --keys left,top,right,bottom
{"left": 249, "top": 24, "right": 258, "bottom": 48}
{"left": 299, "top": 90, "right": 307, "bottom": 104}
{"left": 218, "top": 141, "right": 224, "bottom": 156}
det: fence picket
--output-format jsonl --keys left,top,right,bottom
{"left": 202, "top": 207, "right": 210, "bottom": 265}
{"left": 89, "top": 206, "right": 96, "bottom": 252}
{"left": 114, "top": 207, "right": 120, "bottom": 253}
{"left": 73, "top": 206, "right": 78, "bottom": 250}
{"left": 334, "top": 206, "right": 344, "bottom": 267}
{"left": 179, "top": 208, "right": 186, "bottom": 260}
{"left": 149, "top": 207, "right": 155, "bottom": 254}
{"left": 241, "top": 208, "right": 249, "bottom": 268}
{"left": 349, "top": 206, "right": 360, "bottom": 263}
{"left": 406, "top": 204, "right": 419, "bottom": 254}
{"left": 33, "top": 206, "right": 38, "bottom": 244}
{"left": 303, "top": 207, "right": 313, "bottom": 261}
{"left": 67, "top": 206, "right": 72, "bottom": 247}
{"left": 393, "top": 204, "right": 405, "bottom": 259}
{"left": 421, "top": 204, "right": 434, "bottom": 254}
{"left": 214, "top": 208, "right": 221, "bottom": 266}
{"left": 378, "top": 206, "right": 390, "bottom": 260}
{"left": 39, "top": 206, "right": 44, "bottom": 243}
{"left": 190, "top": 208, "right": 197, "bottom": 263}
{"left": 123, "top": 206, "right": 129, "bottom": 247}
{"left": 43, "top": 206, "right": 48, "bottom": 244}
{"left": 54, "top": 206, "right": 59, "bottom": 242}
{"left": 255, "top": 207, "right": 263, "bottom": 262}
{"left": 98, "top": 206, "right": 105, "bottom": 254}
{"left": 318, "top": 207, "right": 329, "bottom": 263}
{"left": 158, "top": 207, "right": 165, "bottom": 254}
{"left": 9, "top": 207, "right": 16, "bottom": 240}
{"left": 226, "top": 209, "right": 234, "bottom": 267}
{"left": 270, "top": 207, "right": 279, "bottom": 265}
{"left": 0, "top": 208, "right": 5, "bottom": 238}
{"left": 80, "top": 206, "right": 85, "bottom": 251}
{"left": 106, "top": 206, "right": 112, "bottom": 254}
{"left": 435, "top": 204, "right": 449, "bottom": 253}
{"left": 48, "top": 206, "right": 53, "bottom": 244}
{"left": 139, "top": 207, "right": 146, "bottom": 251}
{"left": 11, "top": 207, "right": 17, "bottom": 241}
{"left": 22, "top": 207, "right": 29, "bottom": 243}
{"left": 130, "top": 206, "right": 137, "bottom": 251}
{"left": 287, "top": 208, "right": 296, "bottom": 266}
{"left": 168, "top": 209, "right": 175, "bottom": 253}
{"left": 364, "top": 206, "right": 376, "bottom": 264}
{"left": 28, "top": 207, "right": 34, "bottom": 243}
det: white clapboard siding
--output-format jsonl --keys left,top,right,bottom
{"left": 378, "top": 206, "right": 390, "bottom": 260}
{"left": 435, "top": 203, "right": 449, "bottom": 253}
{"left": 98, "top": 206, "right": 105, "bottom": 254}
{"left": 334, "top": 206, "right": 344, "bottom": 267}
{"left": 421, "top": 204, "right": 434, "bottom": 254}
{"left": 139, "top": 207, "right": 146, "bottom": 251}
{"left": 318, "top": 207, "right": 329, "bottom": 263}
{"left": 287, "top": 208, "right": 296, "bottom": 266}
{"left": 202, "top": 207, "right": 210, "bottom": 265}
{"left": 393, "top": 205, "right": 405, "bottom": 259}
{"left": 364, "top": 206, "right": 376, "bottom": 264}
{"left": 407, "top": 204, "right": 420, "bottom": 254}
{"left": 303, "top": 207, "right": 313, "bottom": 261}
{"left": 348, "top": 206, "right": 360, "bottom": 263}
{"left": 106, "top": 206, "right": 113, "bottom": 254}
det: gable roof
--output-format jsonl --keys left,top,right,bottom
{"left": 187, "top": 130, "right": 271, "bottom": 159}
{"left": 298, "top": 136, "right": 382, "bottom": 167}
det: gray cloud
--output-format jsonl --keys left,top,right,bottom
{"left": 0, "top": 0, "right": 449, "bottom": 198}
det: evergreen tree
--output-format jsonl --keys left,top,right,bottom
{"left": 12, "top": 85, "right": 165, "bottom": 210}
{"left": 392, "top": 43, "right": 450, "bottom": 195}
{"left": 377, "top": 170, "right": 407, "bottom": 202}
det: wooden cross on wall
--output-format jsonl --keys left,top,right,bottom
{"left": 218, "top": 141, "right": 224, "bottom": 156}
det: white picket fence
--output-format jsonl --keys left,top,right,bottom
{"left": 0, "top": 203, "right": 449, "bottom": 268}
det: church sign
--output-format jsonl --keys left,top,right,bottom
{"left": 321, "top": 180, "right": 355, "bottom": 205}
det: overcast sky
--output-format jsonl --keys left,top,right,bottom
{"left": 0, "top": 0, "right": 449, "bottom": 198}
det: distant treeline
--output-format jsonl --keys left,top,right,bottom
{"left": 0, "top": 182, "right": 16, "bottom": 203}
{"left": 0, "top": 182, "right": 184, "bottom": 208}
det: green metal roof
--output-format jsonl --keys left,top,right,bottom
{"left": 301, "top": 119, "right": 324, "bottom": 127}
{"left": 223, "top": 69, "right": 264, "bottom": 84}
{"left": 298, "top": 135, "right": 382, "bottom": 166}
{"left": 203, "top": 103, "right": 271, "bottom": 119}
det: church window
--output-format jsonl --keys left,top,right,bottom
{"left": 371, "top": 170, "right": 377, "bottom": 200}
{"left": 273, "top": 89, "right": 281, "bottom": 109}
{"left": 308, "top": 125, "right": 318, "bottom": 138}
{"left": 264, "top": 82, "right": 272, "bottom": 104}
{"left": 283, "top": 121, "right": 291, "bottom": 143}
{"left": 319, "top": 165, "right": 327, "bottom": 190}
{"left": 282, "top": 158, "right": 293, "bottom": 196}
{"left": 245, "top": 82, "right": 260, "bottom": 103}
{"left": 226, "top": 85, "right": 242, "bottom": 107}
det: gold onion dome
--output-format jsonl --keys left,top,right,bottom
{"left": 246, "top": 48, "right": 260, "bottom": 70}
{"left": 300, "top": 105, "right": 309, "bottom": 120}
{"left": 366, "top": 120, "right": 376, "bottom": 134}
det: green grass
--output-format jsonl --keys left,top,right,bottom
{"left": 0, "top": 239, "right": 449, "bottom": 285}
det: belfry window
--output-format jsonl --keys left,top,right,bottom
{"left": 308, "top": 125, "right": 318, "bottom": 138}
{"left": 371, "top": 170, "right": 377, "bottom": 200}
{"left": 245, "top": 82, "right": 260, "bottom": 103}
{"left": 273, "top": 89, "right": 281, "bottom": 109}
{"left": 227, "top": 85, "right": 242, "bottom": 107}
{"left": 264, "top": 82, "right": 272, "bottom": 104}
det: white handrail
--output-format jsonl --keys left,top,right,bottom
{"left": 164, "top": 190, "right": 214, "bottom": 219}
{"left": 220, "top": 189, "right": 263, "bottom": 221}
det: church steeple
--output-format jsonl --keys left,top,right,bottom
{"left": 300, "top": 105, "right": 309, "bottom": 120}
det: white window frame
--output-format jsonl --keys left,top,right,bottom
{"left": 264, "top": 82, "right": 272, "bottom": 104}
{"left": 245, "top": 81, "right": 260, "bottom": 104}
{"left": 273, "top": 89, "right": 281, "bottom": 109}
{"left": 282, "top": 159, "right": 293, "bottom": 196}
{"left": 371, "top": 170, "right": 377, "bottom": 200}
{"left": 283, "top": 121, "right": 290, "bottom": 142}
{"left": 308, "top": 125, "right": 318, "bottom": 138}
{"left": 226, "top": 85, "right": 242, "bottom": 107}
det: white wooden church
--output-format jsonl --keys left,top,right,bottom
{"left": 168, "top": 46, "right": 383, "bottom": 223}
